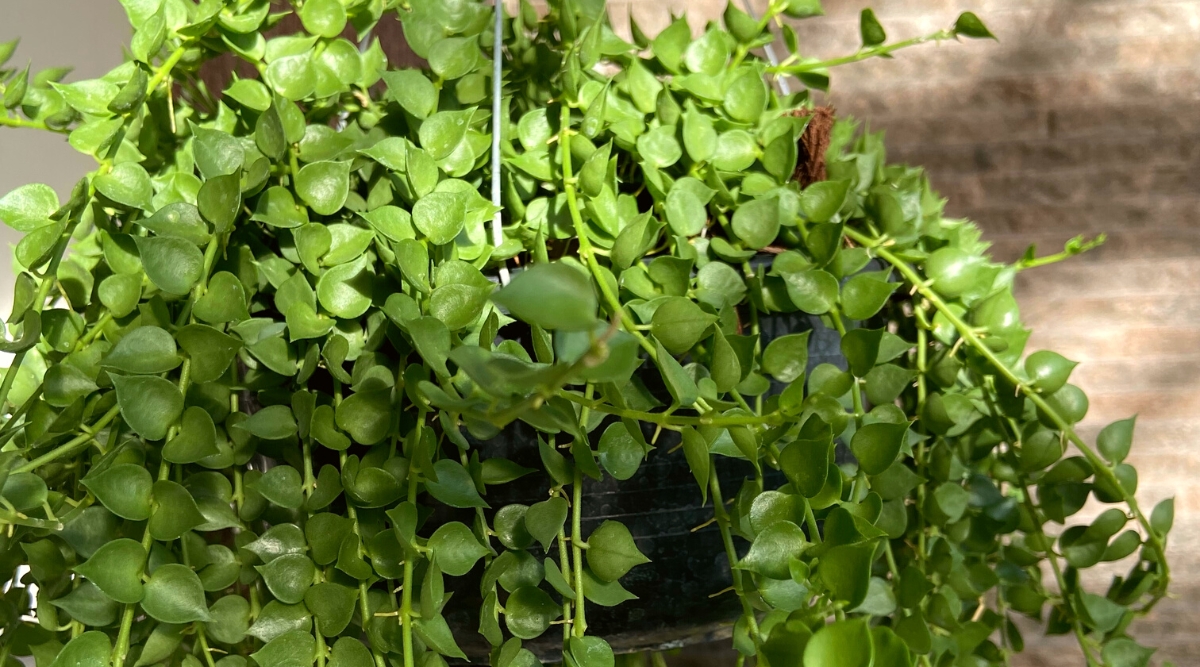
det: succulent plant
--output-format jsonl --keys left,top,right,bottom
{"left": 0, "top": 1, "right": 1170, "bottom": 666}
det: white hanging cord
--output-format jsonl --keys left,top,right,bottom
{"left": 742, "top": 0, "right": 791, "bottom": 95}
{"left": 491, "top": 1, "right": 511, "bottom": 285}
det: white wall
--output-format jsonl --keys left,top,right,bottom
{"left": 0, "top": 1, "right": 129, "bottom": 315}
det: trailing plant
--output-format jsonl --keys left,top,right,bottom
{"left": 0, "top": 1, "right": 1173, "bottom": 667}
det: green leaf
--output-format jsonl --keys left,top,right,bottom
{"left": 636, "top": 125, "right": 682, "bottom": 169}
{"left": 198, "top": 172, "right": 242, "bottom": 233}
{"left": 820, "top": 544, "right": 875, "bottom": 607}
{"left": 253, "top": 186, "right": 310, "bottom": 228}
{"left": 682, "top": 103, "right": 717, "bottom": 163}
{"left": 430, "top": 283, "right": 493, "bottom": 331}
{"left": 296, "top": 161, "right": 351, "bottom": 216}
{"left": 1101, "top": 638, "right": 1155, "bottom": 667}
{"left": 586, "top": 520, "right": 650, "bottom": 582}
{"left": 762, "top": 331, "right": 811, "bottom": 383}
{"left": 111, "top": 374, "right": 184, "bottom": 440}
{"left": 710, "top": 328, "right": 742, "bottom": 393}
{"left": 724, "top": 69, "right": 767, "bottom": 123}
{"left": 1024, "top": 350, "right": 1077, "bottom": 393}
{"left": 192, "top": 127, "right": 244, "bottom": 179}
{"left": 800, "top": 180, "right": 850, "bottom": 223}
{"left": 225, "top": 78, "right": 272, "bottom": 111}
{"left": 299, "top": 0, "right": 347, "bottom": 38}
{"left": 1098, "top": 416, "right": 1136, "bottom": 465}
{"left": 43, "top": 364, "right": 98, "bottom": 407}
{"left": 384, "top": 70, "right": 437, "bottom": 119}
{"left": 103, "top": 326, "right": 180, "bottom": 374}
{"left": 428, "top": 521, "right": 489, "bottom": 576}
{"left": 257, "top": 554, "right": 316, "bottom": 605}
{"left": 850, "top": 422, "right": 908, "bottom": 476}
{"left": 99, "top": 274, "right": 141, "bottom": 318}
{"left": 1151, "top": 497, "right": 1174, "bottom": 536}
{"left": 783, "top": 0, "right": 825, "bottom": 19}
{"left": 525, "top": 497, "right": 569, "bottom": 551}
{"left": 804, "top": 618, "right": 873, "bottom": 667}
{"left": 504, "top": 586, "right": 560, "bottom": 640}
{"left": 135, "top": 236, "right": 205, "bottom": 295}
{"left": 83, "top": 463, "right": 152, "bottom": 520}
{"left": 0, "top": 183, "right": 59, "bottom": 230}
{"left": 252, "top": 630, "right": 316, "bottom": 667}
{"left": 149, "top": 480, "right": 206, "bottom": 540}
{"left": 740, "top": 519, "right": 807, "bottom": 581}
{"left": 841, "top": 272, "right": 898, "bottom": 320}
{"left": 598, "top": 422, "right": 643, "bottom": 481}
{"left": 860, "top": 9, "right": 887, "bottom": 47}
{"left": 870, "top": 626, "right": 911, "bottom": 667}
{"left": 779, "top": 417, "right": 833, "bottom": 498}
{"left": 419, "top": 108, "right": 475, "bottom": 160}
{"left": 680, "top": 426, "right": 710, "bottom": 504}
{"left": 267, "top": 54, "right": 316, "bottom": 101}
{"left": 779, "top": 269, "right": 838, "bottom": 315}
{"left": 412, "top": 191, "right": 467, "bottom": 245}
{"left": 656, "top": 340, "right": 698, "bottom": 407}
{"left": 732, "top": 196, "right": 780, "bottom": 249}
{"left": 317, "top": 256, "right": 373, "bottom": 319}
{"left": 954, "top": 12, "right": 996, "bottom": 39}
{"left": 49, "top": 632, "right": 111, "bottom": 667}
{"left": 334, "top": 387, "right": 391, "bottom": 445}
{"left": 207, "top": 595, "right": 252, "bottom": 645}
{"left": 652, "top": 297, "right": 716, "bottom": 355}
{"left": 194, "top": 271, "right": 249, "bottom": 324}
{"left": 568, "top": 636, "right": 615, "bottom": 667}
{"left": 428, "top": 37, "right": 479, "bottom": 80}
{"left": 95, "top": 162, "right": 153, "bottom": 211}
{"left": 415, "top": 614, "right": 467, "bottom": 660}
{"left": 142, "top": 563, "right": 211, "bottom": 623}
{"left": 238, "top": 405, "right": 298, "bottom": 440}
{"left": 247, "top": 600, "right": 311, "bottom": 643}
{"left": 492, "top": 262, "right": 597, "bottom": 331}
{"left": 329, "top": 637, "right": 374, "bottom": 667}
{"left": 74, "top": 538, "right": 146, "bottom": 604}
{"left": 177, "top": 324, "right": 242, "bottom": 384}
{"left": 140, "top": 202, "right": 212, "bottom": 246}
{"left": 252, "top": 466, "right": 304, "bottom": 509}
{"left": 840, "top": 328, "right": 883, "bottom": 378}
{"left": 52, "top": 580, "right": 119, "bottom": 626}
{"left": 426, "top": 459, "right": 488, "bottom": 508}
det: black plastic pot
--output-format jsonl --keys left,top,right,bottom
{"left": 444, "top": 309, "right": 846, "bottom": 662}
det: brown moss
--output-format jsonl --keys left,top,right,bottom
{"left": 791, "top": 105, "right": 836, "bottom": 187}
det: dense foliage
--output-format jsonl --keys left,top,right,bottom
{"left": 0, "top": 1, "right": 1173, "bottom": 666}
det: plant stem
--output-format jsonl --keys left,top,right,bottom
{"left": 13, "top": 405, "right": 120, "bottom": 473}
{"left": 148, "top": 45, "right": 189, "bottom": 94}
{"left": 557, "top": 105, "right": 658, "bottom": 361}
{"left": 400, "top": 412, "right": 424, "bottom": 667}
{"left": 571, "top": 467, "right": 587, "bottom": 637}
{"left": 340, "top": 448, "right": 388, "bottom": 667}
{"left": 0, "top": 114, "right": 60, "bottom": 132}
{"left": 0, "top": 204, "right": 86, "bottom": 411}
{"left": 556, "top": 390, "right": 783, "bottom": 427}
{"left": 845, "top": 226, "right": 1169, "bottom": 603}
{"left": 708, "top": 463, "right": 761, "bottom": 650}
{"left": 770, "top": 30, "right": 953, "bottom": 74}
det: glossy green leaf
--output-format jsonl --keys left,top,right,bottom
{"left": 111, "top": 374, "right": 184, "bottom": 440}
{"left": 83, "top": 463, "right": 152, "bottom": 520}
{"left": 142, "top": 563, "right": 211, "bottom": 623}
{"left": 135, "top": 235, "right": 204, "bottom": 295}
{"left": 492, "top": 262, "right": 597, "bottom": 331}
{"left": 586, "top": 520, "right": 650, "bottom": 582}
{"left": 74, "top": 538, "right": 146, "bottom": 604}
